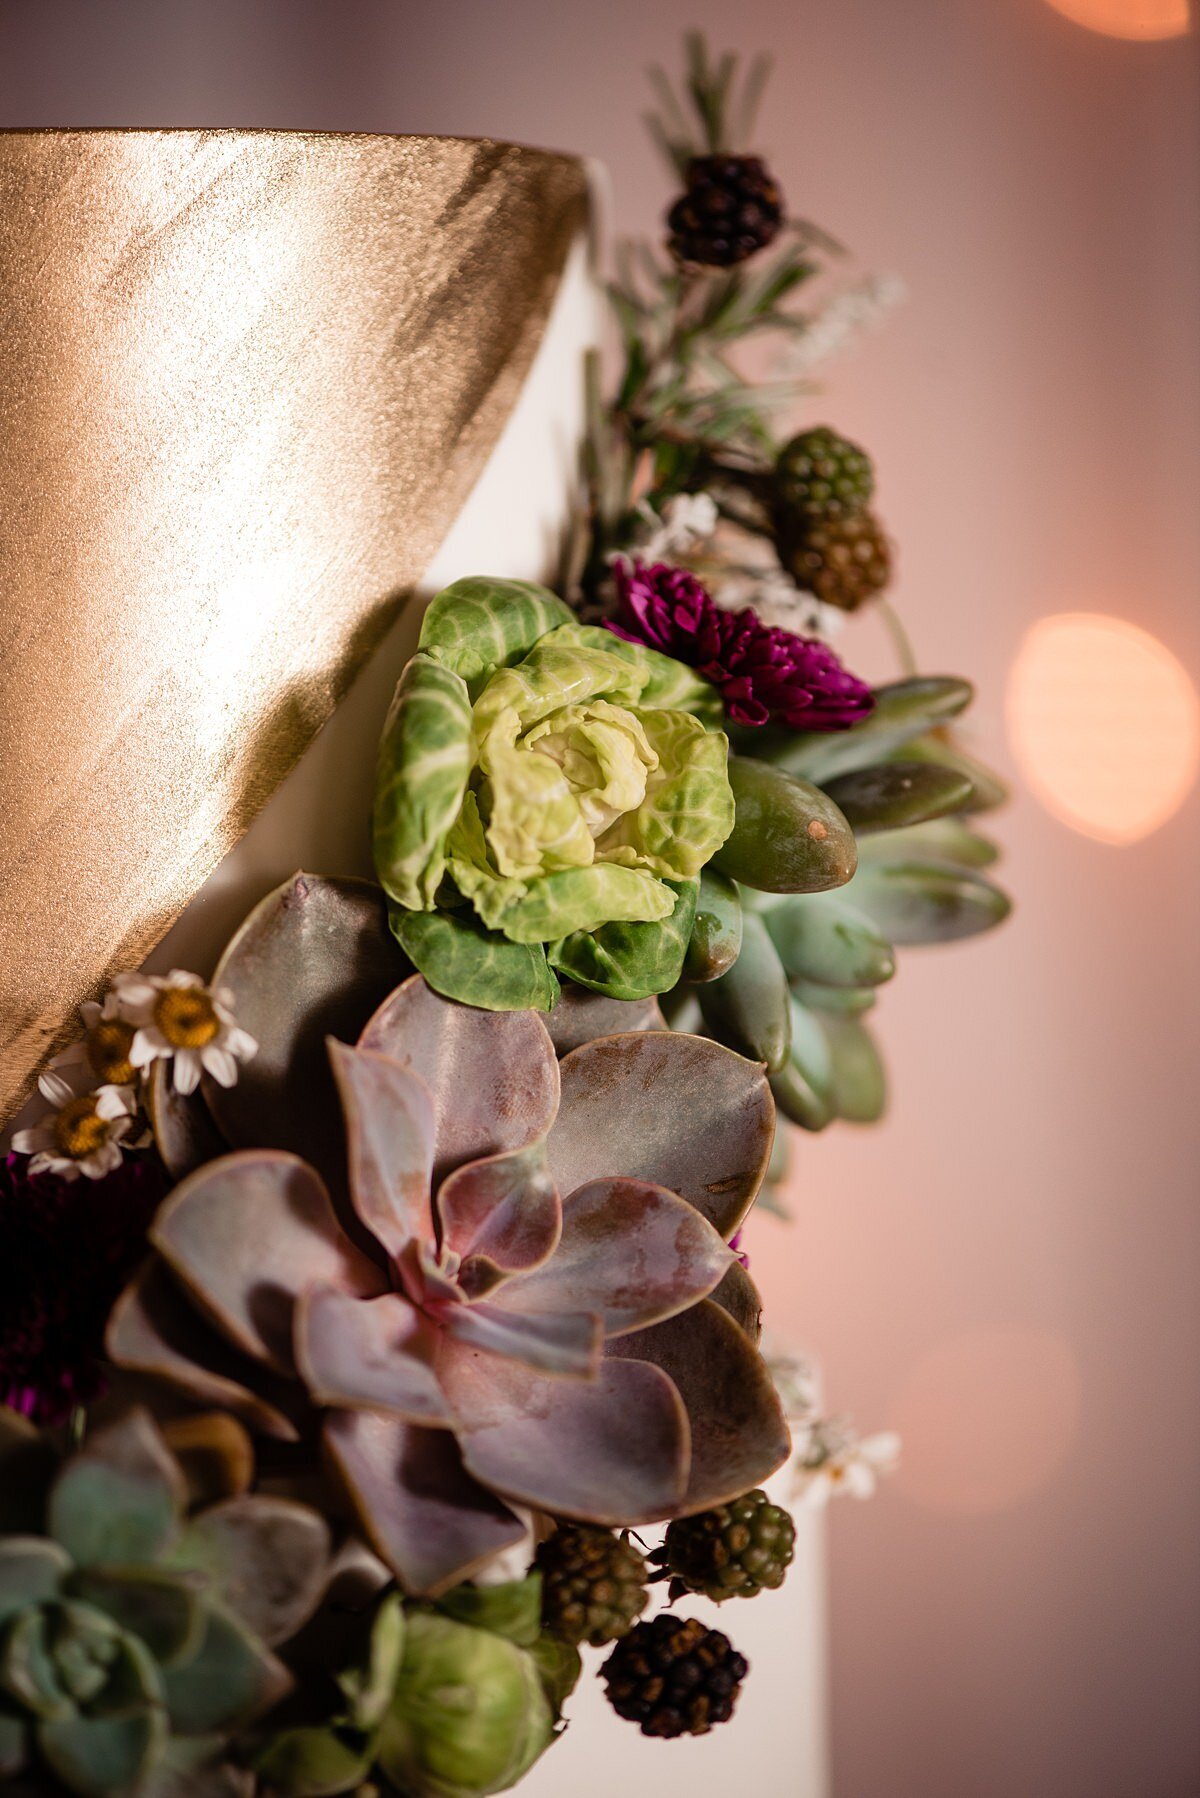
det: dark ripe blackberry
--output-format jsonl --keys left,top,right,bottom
{"left": 778, "top": 508, "right": 893, "bottom": 612}
{"left": 535, "top": 1521, "right": 649, "bottom": 1647}
{"left": 667, "top": 155, "right": 784, "bottom": 268}
{"left": 601, "top": 1613, "right": 748, "bottom": 1738}
{"left": 776, "top": 426, "right": 875, "bottom": 522}
{"left": 658, "top": 1488, "right": 796, "bottom": 1602}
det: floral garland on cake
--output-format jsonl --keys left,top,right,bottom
{"left": 0, "top": 37, "right": 1008, "bottom": 1798}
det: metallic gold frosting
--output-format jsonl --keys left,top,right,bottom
{"left": 0, "top": 129, "right": 588, "bottom": 1125}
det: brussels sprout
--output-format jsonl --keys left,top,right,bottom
{"left": 373, "top": 581, "right": 735, "bottom": 1008}
{"left": 376, "top": 1611, "right": 556, "bottom": 1798}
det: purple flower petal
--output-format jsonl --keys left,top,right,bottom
{"left": 608, "top": 559, "right": 875, "bottom": 733}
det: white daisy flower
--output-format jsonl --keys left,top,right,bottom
{"left": 111, "top": 969, "right": 257, "bottom": 1096}
{"left": 791, "top": 1418, "right": 901, "bottom": 1509}
{"left": 636, "top": 491, "right": 719, "bottom": 562}
{"left": 52, "top": 990, "right": 140, "bottom": 1089}
{"left": 11, "top": 1069, "right": 138, "bottom": 1182}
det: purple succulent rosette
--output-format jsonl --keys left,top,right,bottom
{"left": 107, "top": 880, "right": 788, "bottom": 1597}
{"left": 608, "top": 559, "right": 875, "bottom": 731}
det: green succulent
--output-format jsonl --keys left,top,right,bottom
{"left": 672, "top": 676, "right": 1011, "bottom": 1175}
{"left": 258, "top": 1575, "right": 580, "bottom": 1798}
{"left": 0, "top": 1406, "right": 330, "bottom": 1798}
{"left": 373, "top": 577, "right": 735, "bottom": 1011}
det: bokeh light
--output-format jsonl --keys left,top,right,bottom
{"left": 1007, "top": 612, "right": 1199, "bottom": 844}
{"left": 1045, "top": 0, "right": 1191, "bottom": 39}
{"left": 889, "top": 1328, "right": 1081, "bottom": 1515}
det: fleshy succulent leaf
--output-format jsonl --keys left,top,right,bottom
{"left": 696, "top": 910, "right": 792, "bottom": 1069}
{"left": 168, "top": 1497, "right": 330, "bottom": 1648}
{"left": 492, "top": 1177, "right": 733, "bottom": 1338}
{"left": 107, "top": 1264, "right": 304, "bottom": 1442}
{"left": 391, "top": 907, "right": 562, "bottom": 1012}
{"left": 899, "top": 731, "right": 1010, "bottom": 812}
{"left": 713, "top": 756, "right": 857, "bottom": 893}
{"left": 160, "top": 1602, "right": 291, "bottom": 1734}
{"left": 328, "top": 1042, "right": 436, "bottom": 1257}
{"left": 822, "top": 1013, "right": 887, "bottom": 1123}
{"left": 417, "top": 578, "right": 575, "bottom": 693}
{"left": 201, "top": 874, "right": 405, "bottom": 1184}
{"left": 848, "top": 860, "right": 1013, "bottom": 945}
{"left": 373, "top": 652, "right": 474, "bottom": 911}
{"left": 547, "top": 876, "right": 699, "bottom": 1001}
{"left": 440, "top": 1346, "right": 689, "bottom": 1524}
{"left": 37, "top": 1707, "right": 168, "bottom": 1798}
{"left": 821, "top": 759, "right": 974, "bottom": 835}
{"left": 856, "top": 815, "right": 1001, "bottom": 869}
{"left": 760, "top": 889, "right": 896, "bottom": 989}
{"left": 324, "top": 1411, "right": 526, "bottom": 1599}
{"left": 48, "top": 1411, "right": 185, "bottom": 1569}
{"left": 0, "top": 1542, "right": 70, "bottom": 1627}
{"left": 151, "top": 1153, "right": 384, "bottom": 1374}
{"left": 294, "top": 1288, "right": 453, "bottom": 1426}
{"left": 358, "top": 977, "right": 560, "bottom": 1187}
{"left": 252, "top": 1725, "right": 374, "bottom": 1797}
{"left": 65, "top": 1570, "right": 202, "bottom": 1668}
{"left": 761, "top": 675, "right": 974, "bottom": 783}
{"left": 548, "top": 1031, "right": 774, "bottom": 1238}
{"left": 440, "top": 1302, "right": 602, "bottom": 1378}
{"left": 609, "top": 1299, "right": 790, "bottom": 1511}
{"left": 541, "top": 987, "right": 667, "bottom": 1056}
{"left": 436, "top": 1145, "right": 561, "bottom": 1293}
{"left": 683, "top": 866, "right": 743, "bottom": 982}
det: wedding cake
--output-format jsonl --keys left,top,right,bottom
{"left": 0, "top": 126, "right": 830, "bottom": 1798}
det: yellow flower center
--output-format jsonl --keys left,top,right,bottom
{"left": 52, "top": 1096, "right": 111, "bottom": 1160}
{"left": 86, "top": 1018, "right": 137, "bottom": 1086}
{"left": 153, "top": 986, "right": 221, "bottom": 1049}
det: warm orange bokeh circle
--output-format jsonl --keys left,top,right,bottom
{"left": 1045, "top": 0, "right": 1190, "bottom": 39}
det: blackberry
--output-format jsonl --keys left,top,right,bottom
{"left": 667, "top": 155, "right": 784, "bottom": 268}
{"left": 778, "top": 508, "right": 892, "bottom": 612}
{"left": 601, "top": 1613, "right": 748, "bottom": 1738}
{"left": 776, "top": 426, "right": 875, "bottom": 522}
{"left": 656, "top": 1489, "right": 796, "bottom": 1602}
{"left": 535, "top": 1521, "right": 649, "bottom": 1647}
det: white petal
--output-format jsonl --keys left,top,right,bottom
{"left": 172, "top": 1050, "right": 201, "bottom": 1096}
{"left": 100, "top": 992, "right": 125, "bottom": 1020}
{"left": 225, "top": 1027, "right": 257, "bottom": 1061}
{"left": 130, "top": 1028, "right": 168, "bottom": 1069}
{"left": 81, "top": 1142, "right": 123, "bottom": 1179}
{"left": 94, "top": 1085, "right": 133, "bottom": 1120}
{"left": 80, "top": 1002, "right": 102, "bottom": 1029}
{"left": 200, "top": 1046, "right": 238, "bottom": 1088}
{"left": 38, "top": 1070, "right": 75, "bottom": 1107}
{"left": 11, "top": 1128, "right": 40, "bottom": 1154}
{"left": 165, "top": 969, "right": 203, "bottom": 990}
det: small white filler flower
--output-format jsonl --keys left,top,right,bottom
{"left": 11, "top": 1070, "right": 138, "bottom": 1181}
{"left": 791, "top": 1418, "right": 901, "bottom": 1508}
{"left": 111, "top": 969, "right": 257, "bottom": 1096}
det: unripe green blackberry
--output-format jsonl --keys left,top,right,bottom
{"left": 776, "top": 426, "right": 875, "bottom": 522}
{"left": 601, "top": 1614, "right": 748, "bottom": 1737}
{"left": 657, "top": 1489, "right": 796, "bottom": 1602}
{"left": 535, "top": 1521, "right": 649, "bottom": 1647}
{"left": 667, "top": 155, "right": 784, "bottom": 268}
{"left": 778, "top": 508, "right": 892, "bottom": 612}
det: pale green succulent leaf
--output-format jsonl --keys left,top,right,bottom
{"left": 65, "top": 1570, "right": 202, "bottom": 1670}
{"left": 548, "top": 878, "right": 699, "bottom": 1002}
{"left": 849, "top": 861, "right": 1012, "bottom": 945}
{"left": 418, "top": 579, "right": 575, "bottom": 694}
{"left": 822, "top": 759, "right": 974, "bottom": 836}
{"left": 760, "top": 890, "right": 895, "bottom": 989}
{"left": 696, "top": 913, "right": 792, "bottom": 1071}
{"left": 160, "top": 1603, "right": 289, "bottom": 1736}
{"left": 390, "top": 907, "right": 560, "bottom": 1013}
{"left": 0, "top": 1541, "right": 70, "bottom": 1628}
{"left": 856, "top": 817, "right": 1000, "bottom": 869}
{"left": 759, "top": 676, "right": 974, "bottom": 783}
{"left": 822, "top": 1014, "right": 887, "bottom": 1123}
{"left": 768, "top": 997, "right": 835, "bottom": 1133}
{"left": 899, "top": 732, "right": 1010, "bottom": 812}
{"left": 38, "top": 1707, "right": 168, "bottom": 1798}
{"left": 47, "top": 1415, "right": 183, "bottom": 1570}
{"left": 373, "top": 654, "right": 474, "bottom": 911}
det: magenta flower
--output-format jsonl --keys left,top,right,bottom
{"left": 608, "top": 559, "right": 875, "bottom": 731}
{"left": 0, "top": 1151, "right": 165, "bottom": 1424}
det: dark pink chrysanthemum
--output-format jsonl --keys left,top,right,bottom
{"left": 0, "top": 1151, "right": 166, "bottom": 1424}
{"left": 608, "top": 559, "right": 875, "bottom": 731}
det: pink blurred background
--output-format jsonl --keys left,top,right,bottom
{"left": 2, "top": 1, "right": 1197, "bottom": 1792}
